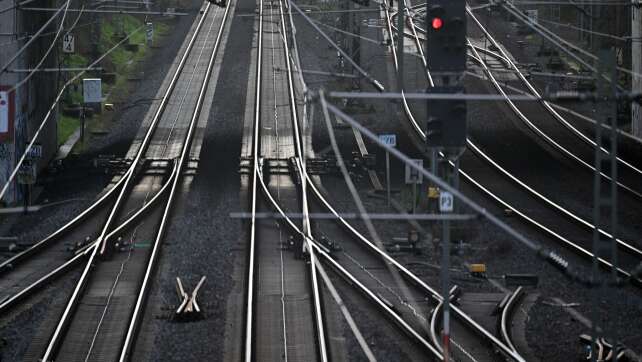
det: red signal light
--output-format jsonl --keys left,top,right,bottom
{"left": 432, "top": 17, "right": 443, "bottom": 30}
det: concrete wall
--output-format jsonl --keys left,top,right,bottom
{"left": 0, "top": 1, "right": 59, "bottom": 205}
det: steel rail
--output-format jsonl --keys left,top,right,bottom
{"left": 403, "top": 5, "right": 642, "bottom": 174}
{"left": 244, "top": 0, "right": 263, "bottom": 356}
{"left": 41, "top": 6, "right": 215, "bottom": 360}
{"left": 466, "top": 43, "right": 642, "bottom": 269}
{"left": 500, "top": 287, "right": 524, "bottom": 357}
{"left": 383, "top": 4, "right": 427, "bottom": 138}
{"left": 400, "top": 6, "right": 642, "bottom": 149}
{"left": 244, "top": 0, "right": 327, "bottom": 357}
{"left": 389, "top": 12, "right": 641, "bottom": 284}
{"left": 430, "top": 300, "right": 444, "bottom": 353}
{"left": 465, "top": 47, "right": 642, "bottom": 252}
{"left": 466, "top": 139, "right": 642, "bottom": 259}
{"left": 119, "top": 2, "right": 231, "bottom": 359}
{"left": 427, "top": 286, "right": 457, "bottom": 354}
{"left": 467, "top": 7, "right": 642, "bottom": 183}
{"left": 288, "top": 7, "right": 518, "bottom": 358}
{"left": 404, "top": 5, "right": 433, "bottom": 86}
{"left": 322, "top": 93, "right": 636, "bottom": 354}
{"left": 0, "top": 161, "right": 178, "bottom": 314}
{"left": 0, "top": 174, "right": 126, "bottom": 274}
{"left": 255, "top": 166, "right": 444, "bottom": 360}
{"left": 277, "top": 0, "right": 328, "bottom": 357}
{"left": 0, "top": 25, "right": 145, "bottom": 202}
{"left": 465, "top": 38, "right": 642, "bottom": 198}
{"left": 305, "top": 171, "right": 526, "bottom": 362}
{"left": 464, "top": 67, "right": 642, "bottom": 150}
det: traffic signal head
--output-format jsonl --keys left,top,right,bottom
{"left": 431, "top": 17, "right": 443, "bottom": 30}
{"left": 425, "top": 0, "right": 467, "bottom": 74}
{"left": 425, "top": 86, "right": 467, "bottom": 148}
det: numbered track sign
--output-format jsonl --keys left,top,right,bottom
{"left": 378, "top": 134, "right": 396, "bottom": 147}
{"left": 63, "top": 34, "right": 75, "bottom": 53}
{"left": 439, "top": 191, "right": 454, "bottom": 213}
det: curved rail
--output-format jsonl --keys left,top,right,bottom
{"left": 0, "top": 160, "right": 178, "bottom": 314}
{"left": 500, "top": 286, "right": 524, "bottom": 357}
{"left": 387, "top": 6, "right": 641, "bottom": 283}
{"left": 466, "top": 139, "right": 642, "bottom": 258}
{"left": 256, "top": 167, "right": 444, "bottom": 360}
{"left": 429, "top": 301, "right": 444, "bottom": 353}
{"left": 243, "top": 0, "right": 263, "bottom": 356}
{"left": 305, "top": 172, "right": 526, "bottom": 361}
{"left": 0, "top": 171, "right": 127, "bottom": 274}
{"left": 277, "top": 0, "right": 328, "bottom": 357}
{"left": 467, "top": 37, "right": 642, "bottom": 199}
{"left": 395, "top": 5, "right": 642, "bottom": 195}
{"left": 119, "top": 2, "right": 232, "bottom": 359}
{"left": 466, "top": 7, "right": 642, "bottom": 187}
{"left": 42, "top": 5, "right": 219, "bottom": 360}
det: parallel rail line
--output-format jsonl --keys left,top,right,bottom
{"left": 25, "top": 4, "right": 232, "bottom": 360}
{"left": 244, "top": 0, "right": 327, "bottom": 358}
{"left": 386, "top": 1, "right": 642, "bottom": 285}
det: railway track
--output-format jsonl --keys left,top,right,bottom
{"left": 243, "top": 0, "right": 326, "bottom": 359}
{"left": 0, "top": 3, "right": 232, "bottom": 361}
{"left": 383, "top": 1, "right": 642, "bottom": 286}
{"left": 241, "top": 2, "right": 536, "bottom": 360}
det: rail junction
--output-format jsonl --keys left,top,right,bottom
{"left": 0, "top": 0, "right": 641, "bottom": 361}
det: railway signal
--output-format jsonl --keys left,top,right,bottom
{"left": 424, "top": 0, "right": 467, "bottom": 77}
{"left": 425, "top": 86, "right": 467, "bottom": 148}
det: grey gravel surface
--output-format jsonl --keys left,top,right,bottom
{"left": 295, "top": 3, "right": 642, "bottom": 362}
{"left": 134, "top": 1, "right": 253, "bottom": 360}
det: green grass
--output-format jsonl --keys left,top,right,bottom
{"left": 58, "top": 115, "right": 80, "bottom": 146}
{"left": 67, "top": 53, "right": 88, "bottom": 68}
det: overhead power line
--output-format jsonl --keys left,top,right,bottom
{"left": 0, "top": 0, "right": 70, "bottom": 76}
{"left": 0, "top": 24, "right": 146, "bottom": 202}
{"left": 7, "top": 0, "right": 74, "bottom": 94}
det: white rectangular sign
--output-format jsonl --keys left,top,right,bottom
{"left": 378, "top": 134, "right": 396, "bottom": 147}
{"left": 83, "top": 78, "right": 102, "bottom": 103}
{"left": 439, "top": 191, "right": 454, "bottom": 213}
{"left": 0, "top": 91, "right": 8, "bottom": 133}
{"left": 26, "top": 144, "right": 42, "bottom": 159}
{"left": 62, "top": 33, "right": 75, "bottom": 53}
{"left": 405, "top": 159, "right": 423, "bottom": 184}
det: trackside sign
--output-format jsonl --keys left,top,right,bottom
{"left": 0, "top": 87, "right": 15, "bottom": 142}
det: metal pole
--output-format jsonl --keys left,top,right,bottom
{"left": 386, "top": 151, "right": 391, "bottom": 207}
{"left": 442, "top": 217, "right": 450, "bottom": 361}
{"left": 23, "top": 183, "right": 28, "bottom": 214}
{"left": 441, "top": 161, "right": 451, "bottom": 362}
{"left": 80, "top": 105, "right": 85, "bottom": 145}
{"left": 396, "top": 0, "right": 404, "bottom": 92}
{"left": 632, "top": 3, "right": 641, "bottom": 137}
{"left": 430, "top": 148, "right": 437, "bottom": 212}
{"left": 412, "top": 182, "right": 416, "bottom": 214}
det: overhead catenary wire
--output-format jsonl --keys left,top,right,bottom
{"left": 288, "top": 0, "right": 385, "bottom": 92}
{"left": 499, "top": 2, "right": 642, "bottom": 80}
{"left": 7, "top": 2, "right": 81, "bottom": 96}
{"left": 0, "top": 0, "right": 39, "bottom": 16}
{"left": 0, "top": 24, "right": 145, "bottom": 203}
{"left": 319, "top": 93, "right": 609, "bottom": 286}
{"left": 0, "top": 0, "right": 70, "bottom": 77}
{"left": 467, "top": 7, "right": 642, "bottom": 182}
